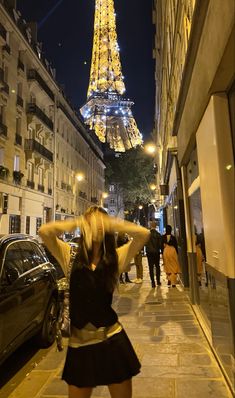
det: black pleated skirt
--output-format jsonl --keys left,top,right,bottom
{"left": 62, "top": 329, "right": 141, "bottom": 388}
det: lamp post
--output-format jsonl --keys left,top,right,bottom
{"left": 101, "top": 192, "right": 109, "bottom": 207}
{"left": 75, "top": 172, "right": 84, "bottom": 215}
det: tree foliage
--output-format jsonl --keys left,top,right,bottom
{"left": 105, "top": 146, "right": 156, "bottom": 211}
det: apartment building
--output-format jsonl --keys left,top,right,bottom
{"left": 0, "top": 0, "right": 105, "bottom": 236}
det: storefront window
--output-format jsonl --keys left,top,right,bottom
{"left": 189, "top": 188, "right": 210, "bottom": 328}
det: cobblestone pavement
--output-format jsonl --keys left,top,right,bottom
{"left": 7, "top": 259, "right": 233, "bottom": 398}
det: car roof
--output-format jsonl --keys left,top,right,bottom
{"left": 0, "top": 234, "right": 37, "bottom": 248}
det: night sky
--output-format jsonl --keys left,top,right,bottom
{"left": 17, "top": 0, "right": 155, "bottom": 139}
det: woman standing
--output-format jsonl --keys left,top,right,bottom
{"left": 39, "top": 206, "right": 149, "bottom": 398}
{"left": 162, "top": 225, "right": 180, "bottom": 287}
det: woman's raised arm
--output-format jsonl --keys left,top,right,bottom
{"left": 39, "top": 218, "right": 82, "bottom": 275}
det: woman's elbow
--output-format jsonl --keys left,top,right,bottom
{"left": 38, "top": 224, "right": 51, "bottom": 239}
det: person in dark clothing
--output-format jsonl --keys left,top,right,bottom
{"left": 117, "top": 232, "right": 132, "bottom": 283}
{"left": 162, "top": 225, "right": 180, "bottom": 287}
{"left": 146, "top": 221, "right": 162, "bottom": 288}
{"left": 39, "top": 206, "right": 150, "bottom": 398}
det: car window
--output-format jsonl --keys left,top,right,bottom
{"left": 19, "top": 241, "right": 46, "bottom": 272}
{"left": 4, "top": 242, "right": 25, "bottom": 277}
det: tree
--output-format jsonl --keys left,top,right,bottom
{"left": 105, "top": 146, "right": 156, "bottom": 218}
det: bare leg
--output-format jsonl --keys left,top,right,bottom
{"left": 108, "top": 378, "right": 132, "bottom": 398}
{"left": 68, "top": 385, "right": 93, "bottom": 398}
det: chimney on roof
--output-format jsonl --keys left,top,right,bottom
{"left": 27, "top": 22, "right": 37, "bottom": 42}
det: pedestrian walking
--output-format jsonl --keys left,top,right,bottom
{"left": 162, "top": 225, "right": 180, "bottom": 287}
{"left": 117, "top": 232, "right": 132, "bottom": 283}
{"left": 133, "top": 250, "right": 143, "bottom": 283}
{"left": 146, "top": 221, "right": 162, "bottom": 288}
{"left": 39, "top": 205, "right": 149, "bottom": 398}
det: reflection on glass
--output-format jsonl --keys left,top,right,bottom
{"left": 189, "top": 188, "right": 210, "bottom": 328}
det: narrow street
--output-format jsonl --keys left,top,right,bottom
{"left": 3, "top": 258, "right": 232, "bottom": 398}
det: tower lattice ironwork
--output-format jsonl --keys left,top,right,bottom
{"left": 80, "top": 0, "right": 142, "bottom": 152}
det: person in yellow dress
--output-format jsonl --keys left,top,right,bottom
{"left": 162, "top": 225, "right": 180, "bottom": 287}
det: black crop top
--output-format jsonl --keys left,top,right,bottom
{"left": 69, "top": 263, "right": 118, "bottom": 329}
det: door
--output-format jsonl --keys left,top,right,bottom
{"left": 18, "top": 241, "right": 53, "bottom": 330}
{"left": 0, "top": 242, "right": 25, "bottom": 358}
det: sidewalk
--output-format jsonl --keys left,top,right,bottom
{"left": 7, "top": 258, "right": 232, "bottom": 398}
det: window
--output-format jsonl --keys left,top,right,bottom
{"left": 36, "top": 218, "right": 42, "bottom": 235}
{"left": 17, "top": 82, "right": 22, "bottom": 97}
{"left": 0, "top": 148, "right": 4, "bottom": 164}
{"left": 0, "top": 105, "right": 6, "bottom": 124}
{"left": 20, "top": 241, "right": 46, "bottom": 272}
{"left": 109, "top": 184, "right": 115, "bottom": 192}
{"left": 9, "top": 215, "right": 21, "bottom": 233}
{"left": 30, "top": 94, "right": 36, "bottom": 104}
{"left": 16, "top": 117, "right": 21, "bottom": 134}
{"left": 3, "top": 65, "right": 8, "bottom": 83}
{"left": 38, "top": 168, "right": 43, "bottom": 185}
{"left": 110, "top": 198, "right": 115, "bottom": 205}
{"left": 14, "top": 155, "right": 20, "bottom": 171}
{"left": 27, "top": 162, "right": 33, "bottom": 181}
{"left": 48, "top": 172, "right": 52, "bottom": 190}
{"left": 4, "top": 242, "right": 24, "bottom": 278}
{"left": 26, "top": 216, "right": 30, "bottom": 234}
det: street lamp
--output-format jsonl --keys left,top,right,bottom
{"left": 101, "top": 192, "right": 109, "bottom": 207}
{"left": 150, "top": 183, "right": 156, "bottom": 191}
{"left": 76, "top": 173, "right": 84, "bottom": 182}
{"left": 144, "top": 143, "right": 156, "bottom": 155}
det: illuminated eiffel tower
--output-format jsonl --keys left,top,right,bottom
{"left": 80, "top": 0, "right": 142, "bottom": 152}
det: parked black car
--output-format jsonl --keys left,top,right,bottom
{"left": 0, "top": 234, "right": 60, "bottom": 365}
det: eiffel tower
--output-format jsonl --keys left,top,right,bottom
{"left": 80, "top": 0, "right": 142, "bottom": 152}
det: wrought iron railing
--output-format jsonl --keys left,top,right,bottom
{"left": 27, "top": 103, "right": 54, "bottom": 131}
{"left": 27, "top": 69, "right": 54, "bottom": 101}
{"left": 25, "top": 138, "right": 53, "bottom": 162}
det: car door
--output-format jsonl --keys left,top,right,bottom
{"left": 18, "top": 241, "right": 55, "bottom": 329}
{"left": 0, "top": 242, "right": 25, "bottom": 360}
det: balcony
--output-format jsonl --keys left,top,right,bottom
{"left": 27, "top": 69, "right": 54, "bottom": 102}
{"left": 27, "top": 180, "right": 35, "bottom": 189}
{"left": 16, "top": 95, "right": 24, "bottom": 109}
{"left": 38, "top": 184, "right": 45, "bottom": 193}
{"left": 0, "top": 122, "right": 7, "bottom": 138}
{"left": 0, "top": 165, "right": 9, "bottom": 180}
{"left": 13, "top": 170, "right": 24, "bottom": 185}
{"left": 15, "top": 133, "right": 22, "bottom": 146}
{"left": 27, "top": 103, "right": 54, "bottom": 131}
{"left": 25, "top": 138, "right": 53, "bottom": 162}
{"left": 0, "top": 23, "right": 6, "bottom": 45}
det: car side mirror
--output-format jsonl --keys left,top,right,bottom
{"left": 6, "top": 268, "right": 20, "bottom": 284}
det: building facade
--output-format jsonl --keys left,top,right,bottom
{"left": 0, "top": 0, "right": 105, "bottom": 237}
{"left": 153, "top": 0, "right": 234, "bottom": 392}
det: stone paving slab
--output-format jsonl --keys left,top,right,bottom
{"left": 7, "top": 259, "right": 233, "bottom": 398}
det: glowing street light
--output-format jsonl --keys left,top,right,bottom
{"left": 138, "top": 205, "right": 143, "bottom": 210}
{"left": 76, "top": 173, "right": 84, "bottom": 182}
{"left": 102, "top": 192, "right": 109, "bottom": 199}
{"left": 144, "top": 143, "right": 156, "bottom": 155}
{"left": 150, "top": 183, "right": 157, "bottom": 191}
